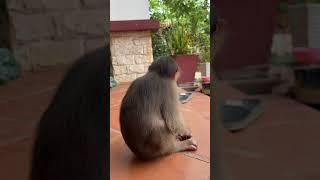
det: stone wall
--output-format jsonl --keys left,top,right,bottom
{"left": 6, "top": 0, "right": 106, "bottom": 71}
{"left": 110, "top": 31, "right": 153, "bottom": 82}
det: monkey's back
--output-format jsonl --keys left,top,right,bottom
{"left": 119, "top": 72, "right": 170, "bottom": 155}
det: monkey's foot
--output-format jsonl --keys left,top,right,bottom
{"left": 180, "top": 138, "right": 197, "bottom": 151}
{"left": 177, "top": 134, "right": 192, "bottom": 141}
{"left": 177, "top": 128, "right": 192, "bottom": 141}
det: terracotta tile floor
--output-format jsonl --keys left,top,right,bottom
{"left": 1, "top": 67, "right": 320, "bottom": 180}
{"left": 218, "top": 82, "right": 320, "bottom": 180}
{"left": 0, "top": 67, "right": 67, "bottom": 180}
{"left": 110, "top": 84, "right": 211, "bottom": 180}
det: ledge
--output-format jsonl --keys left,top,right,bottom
{"left": 110, "top": 19, "right": 160, "bottom": 32}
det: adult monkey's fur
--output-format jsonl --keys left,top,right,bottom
{"left": 211, "top": 4, "right": 234, "bottom": 180}
{"left": 30, "top": 47, "right": 108, "bottom": 180}
{"left": 120, "top": 57, "right": 197, "bottom": 160}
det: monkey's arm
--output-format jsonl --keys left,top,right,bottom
{"left": 160, "top": 93, "right": 191, "bottom": 138}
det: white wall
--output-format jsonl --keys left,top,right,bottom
{"left": 110, "top": 0, "right": 150, "bottom": 21}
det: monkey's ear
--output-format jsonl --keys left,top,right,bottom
{"left": 172, "top": 71, "right": 180, "bottom": 81}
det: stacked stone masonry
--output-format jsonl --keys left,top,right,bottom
{"left": 6, "top": 0, "right": 106, "bottom": 71}
{"left": 110, "top": 31, "right": 153, "bottom": 82}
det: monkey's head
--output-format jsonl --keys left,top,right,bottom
{"left": 148, "top": 56, "right": 180, "bottom": 81}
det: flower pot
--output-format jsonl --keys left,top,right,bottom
{"left": 174, "top": 54, "right": 199, "bottom": 84}
{"left": 201, "top": 76, "right": 210, "bottom": 83}
{"left": 293, "top": 47, "right": 320, "bottom": 65}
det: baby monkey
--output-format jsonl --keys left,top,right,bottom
{"left": 120, "top": 56, "right": 197, "bottom": 160}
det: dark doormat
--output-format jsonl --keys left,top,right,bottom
{"left": 179, "top": 82, "right": 198, "bottom": 92}
{"left": 179, "top": 92, "right": 192, "bottom": 104}
{"left": 221, "top": 98, "right": 264, "bottom": 132}
{"left": 305, "top": 103, "right": 320, "bottom": 111}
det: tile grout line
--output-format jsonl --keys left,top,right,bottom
{"left": 110, "top": 128, "right": 121, "bottom": 134}
{"left": 0, "top": 135, "right": 33, "bottom": 147}
{"left": 253, "top": 119, "right": 320, "bottom": 129}
{"left": 0, "top": 87, "right": 56, "bottom": 104}
{"left": 183, "top": 152, "right": 210, "bottom": 164}
{"left": 109, "top": 128, "right": 210, "bottom": 164}
{"left": 223, "top": 147, "right": 265, "bottom": 159}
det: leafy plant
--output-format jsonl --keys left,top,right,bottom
{"left": 151, "top": 27, "right": 170, "bottom": 59}
{"left": 277, "top": 2, "right": 288, "bottom": 13}
{"left": 307, "top": 0, "right": 320, "bottom": 3}
{"left": 270, "top": 53, "right": 294, "bottom": 65}
{"left": 148, "top": 0, "right": 210, "bottom": 62}
{"left": 165, "top": 24, "right": 192, "bottom": 55}
{"left": 290, "top": 0, "right": 320, "bottom": 4}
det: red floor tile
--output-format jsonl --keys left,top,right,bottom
{"left": 0, "top": 67, "right": 66, "bottom": 103}
{"left": 0, "top": 139, "right": 33, "bottom": 180}
{"left": 0, "top": 92, "right": 53, "bottom": 121}
{"left": 110, "top": 134, "right": 210, "bottom": 180}
{"left": 0, "top": 67, "right": 66, "bottom": 180}
{"left": 218, "top": 82, "right": 320, "bottom": 179}
{"left": 182, "top": 109, "right": 210, "bottom": 161}
{"left": 110, "top": 84, "right": 211, "bottom": 179}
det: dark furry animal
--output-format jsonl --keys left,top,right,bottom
{"left": 30, "top": 47, "right": 108, "bottom": 180}
{"left": 120, "top": 56, "right": 197, "bottom": 160}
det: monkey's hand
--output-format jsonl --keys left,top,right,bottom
{"left": 177, "top": 127, "right": 192, "bottom": 141}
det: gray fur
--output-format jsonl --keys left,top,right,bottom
{"left": 120, "top": 71, "right": 196, "bottom": 160}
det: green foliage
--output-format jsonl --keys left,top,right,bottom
{"left": 149, "top": 0, "right": 210, "bottom": 62}
{"left": 166, "top": 24, "right": 192, "bottom": 55}
{"left": 308, "top": 0, "right": 320, "bottom": 3}
{"left": 290, "top": 0, "right": 320, "bottom": 4}
{"left": 270, "top": 53, "right": 294, "bottom": 65}
{"left": 277, "top": 2, "right": 288, "bottom": 13}
{"left": 151, "top": 28, "right": 170, "bottom": 59}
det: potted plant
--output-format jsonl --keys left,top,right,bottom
{"left": 165, "top": 24, "right": 199, "bottom": 84}
{"left": 288, "top": 0, "right": 320, "bottom": 48}
{"left": 276, "top": 1, "right": 290, "bottom": 33}
{"left": 148, "top": 0, "right": 209, "bottom": 85}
